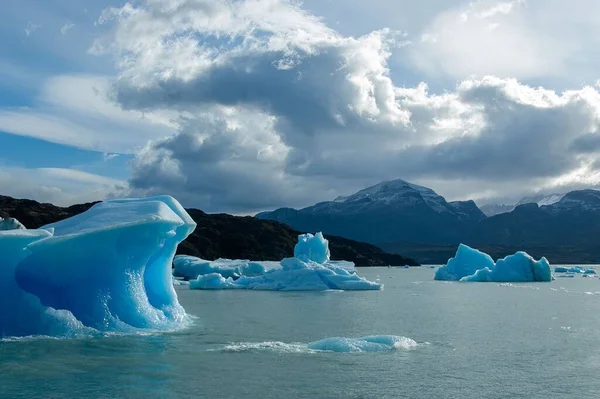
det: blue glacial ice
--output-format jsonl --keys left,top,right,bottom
{"left": 1, "top": 195, "right": 195, "bottom": 338}
{"left": 219, "top": 335, "right": 421, "bottom": 353}
{"left": 434, "top": 244, "right": 495, "bottom": 281}
{"left": 435, "top": 244, "right": 552, "bottom": 282}
{"left": 308, "top": 335, "right": 419, "bottom": 352}
{"left": 0, "top": 217, "right": 26, "bottom": 230}
{"left": 173, "top": 256, "right": 267, "bottom": 280}
{"left": 294, "top": 232, "right": 330, "bottom": 263}
{"left": 555, "top": 266, "right": 583, "bottom": 273}
{"left": 188, "top": 233, "right": 380, "bottom": 291}
{"left": 554, "top": 266, "right": 595, "bottom": 275}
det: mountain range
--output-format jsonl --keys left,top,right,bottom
{"left": 0, "top": 195, "right": 418, "bottom": 267}
{"left": 257, "top": 180, "right": 486, "bottom": 245}
{"left": 258, "top": 180, "right": 600, "bottom": 264}
{"left": 479, "top": 193, "right": 566, "bottom": 216}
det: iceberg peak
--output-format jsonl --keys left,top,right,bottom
{"left": 294, "top": 232, "right": 330, "bottom": 264}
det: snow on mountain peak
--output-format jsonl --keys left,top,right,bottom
{"left": 334, "top": 180, "right": 436, "bottom": 204}
{"left": 517, "top": 193, "right": 565, "bottom": 207}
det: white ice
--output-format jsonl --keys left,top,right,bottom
{"left": 188, "top": 233, "right": 379, "bottom": 291}
{"left": 0, "top": 217, "right": 26, "bottom": 231}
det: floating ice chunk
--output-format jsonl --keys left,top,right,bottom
{"left": 461, "top": 252, "right": 552, "bottom": 282}
{"left": 218, "top": 335, "right": 421, "bottom": 354}
{"left": 436, "top": 244, "right": 552, "bottom": 282}
{"left": 0, "top": 217, "right": 26, "bottom": 230}
{"left": 189, "top": 273, "right": 240, "bottom": 290}
{"left": 294, "top": 232, "right": 330, "bottom": 264}
{"left": 584, "top": 269, "right": 597, "bottom": 275}
{"left": 173, "top": 255, "right": 267, "bottom": 280}
{"left": 192, "top": 259, "right": 381, "bottom": 291}
{"left": 554, "top": 267, "right": 568, "bottom": 273}
{"left": 189, "top": 232, "right": 380, "bottom": 291}
{"left": 434, "top": 244, "right": 494, "bottom": 281}
{"left": 554, "top": 266, "right": 586, "bottom": 274}
{"left": 1, "top": 196, "right": 195, "bottom": 338}
{"left": 307, "top": 335, "right": 419, "bottom": 353}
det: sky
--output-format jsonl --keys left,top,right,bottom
{"left": 1, "top": 0, "right": 600, "bottom": 213}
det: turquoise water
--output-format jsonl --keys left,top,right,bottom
{"left": 3, "top": 267, "right": 600, "bottom": 398}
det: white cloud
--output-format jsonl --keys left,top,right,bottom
{"left": 0, "top": 75, "right": 178, "bottom": 153}
{"left": 0, "top": 167, "right": 124, "bottom": 206}
{"left": 25, "top": 21, "right": 41, "bottom": 37}
{"left": 60, "top": 22, "right": 75, "bottom": 35}
{"left": 84, "top": 0, "right": 600, "bottom": 212}
{"left": 408, "top": 0, "right": 600, "bottom": 83}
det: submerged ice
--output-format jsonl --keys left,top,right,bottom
{"left": 1, "top": 196, "right": 195, "bottom": 338}
{"left": 435, "top": 244, "right": 552, "bottom": 282}
{"left": 188, "top": 233, "right": 380, "bottom": 291}
{"left": 219, "top": 335, "right": 420, "bottom": 353}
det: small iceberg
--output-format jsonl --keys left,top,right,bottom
{"left": 0, "top": 217, "right": 26, "bottom": 231}
{"left": 189, "top": 233, "right": 381, "bottom": 291}
{"left": 555, "top": 266, "right": 583, "bottom": 274}
{"left": 173, "top": 256, "right": 267, "bottom": 280}
{"left": 434, "top": 244, "right": 552, "bottom": 282}
{"left": 218, "top": 335, "right": 421, "bottom": 354}
{"left": 1, "top": 196, "right": 195, "bottom": 338}
{"left": 308, "top": 335, "right": 419, "bottom": 353}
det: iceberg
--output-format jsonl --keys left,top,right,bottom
{"left": 1, "top": 195, "right": 195, "bottom": 338}
{"left": 173, "top": 255, "right": 267, "bottom": 280}
{"left": 554, "top": 266, "right": 592, "bottom": 274}
{"left": 434, "top": 244, "right": 494, "bottom": 281}
{"left": 0, "top": 217, "right": 26, "bottom": 230}
{"left": 189, "top": 233, "right": 380, "bottom": 291}
{"left": 559, "top": 266, "right": 582, "bottom": 273}
{"left": 435, "top": 244, "right": 552, "bottom": 282}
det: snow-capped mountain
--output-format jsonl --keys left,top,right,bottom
{"left": 479, "top": 192, "right": 566, "bottom": 216}
{"left": 257, "top": 179, "right": 486, "bottom": 245}
{"left": 516, "top": 193, "right": 565, "bottom": 207}
{"left": 468, "top": 189, "right": 600, "bottom": 250}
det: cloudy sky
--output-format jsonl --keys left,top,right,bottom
{"left": 2, "top": 0, "right": 600, "bottom": 213}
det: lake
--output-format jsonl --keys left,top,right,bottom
{"left": 2, "top": 266, "right": 600, "bottom": 398}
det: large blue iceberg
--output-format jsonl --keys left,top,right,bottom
{"left": 1, "top": 196, "right": 195, "bottom": 338}
{"left": 188, "top": 233, "right": 381, "bottom": 291}
{"left": 435, "top": 244, "right": 552, "bottom": 282}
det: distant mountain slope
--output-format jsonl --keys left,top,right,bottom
{"left": 0, "top": 195, "right": 418, "bottom": 266}
{"left": 384, "top": 189, "right": 600, "bottom": 264}
{"left": 468, "top": 190, "right": 600, "bottom": 248}
{"left": 479, "top": 192, "right": 566, "bottom": 217}
{"left": 257, "top": 179, "right": 487, "bottom": 245}
{"left": 516, "top": 192, "right": 565, "bottom": 207}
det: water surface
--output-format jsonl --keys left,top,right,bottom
{"left": 2, "top": 267, "right": 600, "bottom": 398}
